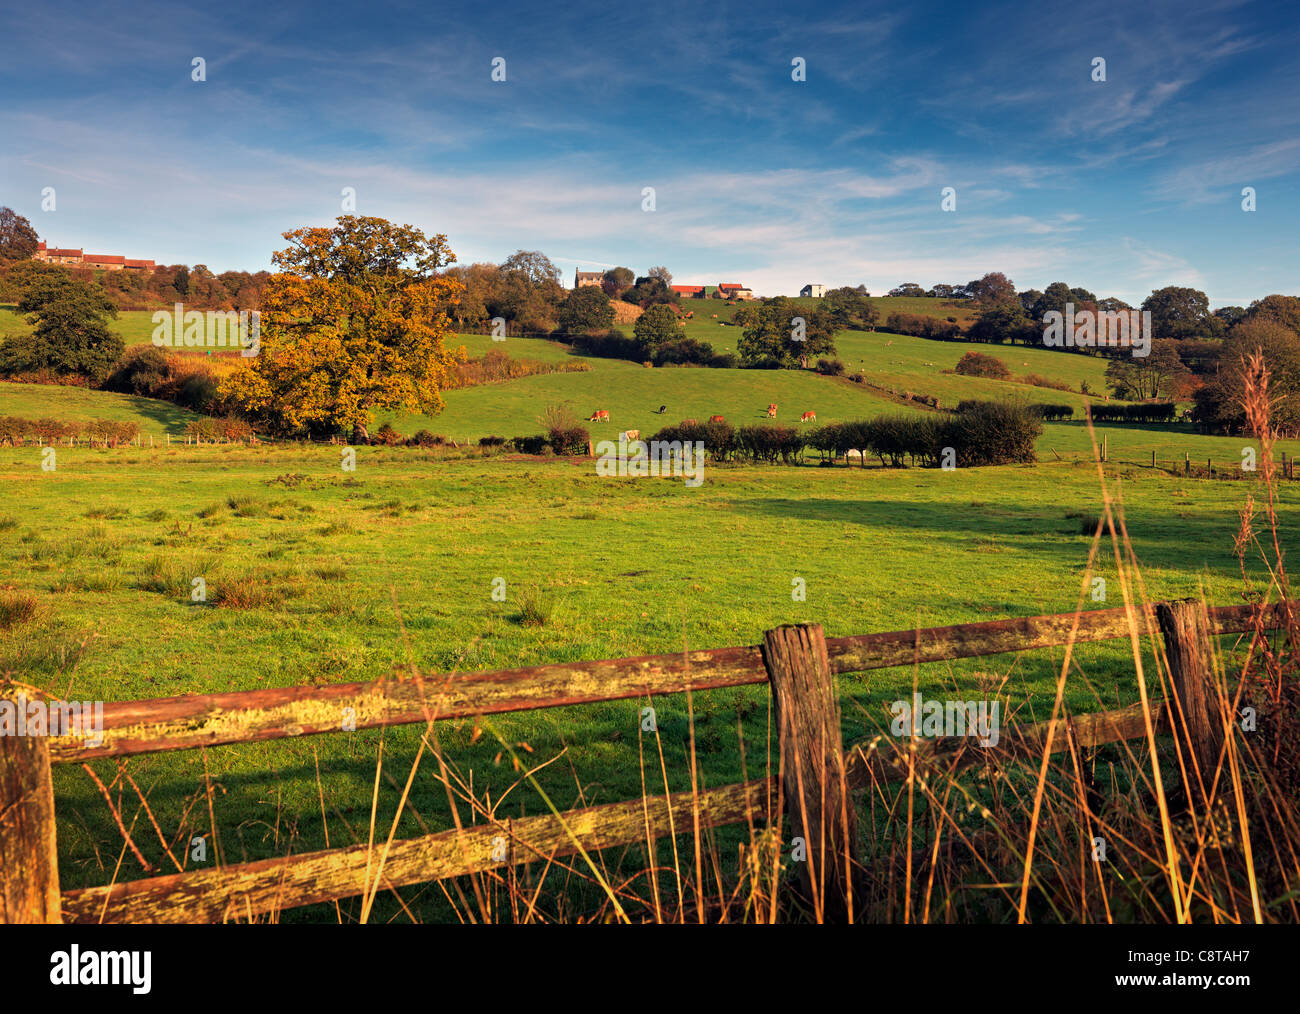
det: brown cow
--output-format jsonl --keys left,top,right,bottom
{"left": 589, "top": 409, "right": 609, "bottom": 422}
{"left": 800, "top": 411, "right": 816, "bottom": 423}
{"left": 709, "top": 415, "right": 725, "bottom": 423}
{"left": 766, "top": 403, "right": 778, "bottom": 417}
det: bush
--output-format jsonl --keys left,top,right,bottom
{"left": 885, "top": 312, "right": 961, "bottom": 340}
{"left": 648, "top": 419, "right": 736, "bottom": 461}
{"left": 374, "top": 422, "right": 403, "bottom": 446}
{"left": 1085, "top": 402, "right": 1177, "bottom": 424}
{"left": 651, "top": 336, "right": 728, "bottom": 367}
{"left": 955, "top": 350, "right": 1011, "bottom": 379}
{"left": 949, "top": 400, "right": 1042, "bottom": 465}
{"left": 104, "top": 345, "right": 171, "bottom": 396}
{"left": 1022, "top": 373, "right": 1072, "bottom": 392}
{"left": 815, "top": 358, "right": 846, "bottom": 376}
{"left": 735, "top": 424, "right": 805, "bottom": 464}
{"left": 408, "top": 430, "right": 445, "bottom": 447}
{"left": 548, "top": 425, "right": 590, "bottom": 456}
{"left": 565, "top": 329, "right": 644, "bottom": 362}
{"left": 508, "top": 434, "right": 551, "bottom": 455}
{"left": 478, "top": 435, "right": 506, "bottom": 448}
{"left": 184, "top": 417, "right": 250, "bottom": 442}
{"left": 1026, "top": 403, "right": 1074, "bottom": 422}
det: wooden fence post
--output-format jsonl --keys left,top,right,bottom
{"left": 761, "top": 623, "right": 860, "bottom": 922}
{"left": 1155, "top": 599, "right": 1220, "bottom": 798}
{"left": 0, "top": 699, "right": 62, "bottom": 923}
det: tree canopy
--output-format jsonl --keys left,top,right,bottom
{"left": 735, "top": 297, "right": 836, "bottom": 367}
{"left": 220, "top": 216, "right": 464, "bottom": 438}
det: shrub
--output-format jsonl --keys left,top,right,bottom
{"left": 1026, "top": 403, "right": 1074, "bottom": 422}
{"left": 548, "top": 425, "right": 590, "bottom": 455}
{"left": 566, "top": 329, "right": 644, "bottom": 362}
{"left": 955, "top": 350, "right": 1011, "bottom": 380}
{"left": 652, "top": 336, "right": 727, "bottom": 367}
{"left": 1022, "top": 373, "right": 1072, "bottom": 392}
{"left": 408, "top": 429, "right": 445, "bottom": 447}
{"left": 949, "top": 400, "right": 1042, "bottom": 465}
{"left": 1085, "top": 402, "right": 1177, "bottom": 424}
{"left": 735, "top": 424, "right": 805, "bottom": 464}
{"left": 508, "top": 434, "right": 551, "bottom": 455}
{"left": 648, "top": 419, "right": 736, "bottom": 461}
{"left": 374, "top": 422, "right": 403, "bottom": 445}
{"left": 884, "top": 312, "right": 961, "bottom": 340}
{"left": 478, "top": 435, "right": 506, "bottom": 448}
{"left": 815, "top": 358, "right": 846, "bottom": 376}
{"left": 104, "top": 345, "right": 171, "bottom": 396}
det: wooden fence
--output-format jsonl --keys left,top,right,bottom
{"left": 0, "top": 599, "right": 1288, "bottom": 924}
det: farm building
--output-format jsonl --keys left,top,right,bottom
{"left": 34, "top": 241, "right": 155, "bottom": 272}
{"left": 671, "top": 284, "right": 706, "bottom": 298}
{"left": 573, "top": 270, "right": 604, "bottom": 288}
{"left": 800, "top": 283, "right": 826, "bottom": 298}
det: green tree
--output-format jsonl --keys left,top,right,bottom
{"left": 967, "top": 301, "right": 1036, "bottom": 344}
{"left": 1, "top": 272, "right": 122, "bottom": 380}
{"left": 633, "top": 303, "right": 680, "bottom": 354}
{"left": 0, "top": 207, "right": 40, "bottom": 261}
{"left": 823, "top": 286, "right": 879, "bottom": 330}
{"left": 1031, "top": 282, "right": 1074, "bottom": 321}
{"left": 1104, "top": 340, "right": 1189, "bottom": 400}
{"left": 888, "top": 282, "right": 926, "bottom": 297}
{"left": 602, "top": 266, "right": 634, "bottom": 298}
{"left": 1197, "top": 318, "right": 1300, "bottom": 435}
{"left": 559, "top": 285, "right": 614, "bottom": 333}
{"left": 968, "top": 272, "right": 1017, "bottom": 306}
{"left": 1142, "top": 286, "right": 1212, "bottom": 341}
{"left": 1244, "top": 294, "right": 1300, "bottom": 335}
{"left": 736, "top": 297, "right": 835, "bottom": 367}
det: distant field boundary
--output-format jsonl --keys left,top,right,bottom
{"left": 0, "top": 598, "right": 1287, "bottom": 923}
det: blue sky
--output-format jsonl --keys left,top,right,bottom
{"left": 2, "top": 0, "right": 1297, "bottom": 306}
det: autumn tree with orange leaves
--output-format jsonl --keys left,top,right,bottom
{"left": 221, "top": 216, "right": 465, "bottom": 439}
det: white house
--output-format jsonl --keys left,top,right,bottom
{"left": 800, "top": 284, "right": 826, "bottom": 298}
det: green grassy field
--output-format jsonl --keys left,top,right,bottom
{"left": 0, "top": 381, "right": 202, "bottom": 435}
{"left": 2, "top": 439, "right": 1294, "bottom": 920}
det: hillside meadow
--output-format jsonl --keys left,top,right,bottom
{"left": 1, "top": 436, "right": 1295, "bottom": 919}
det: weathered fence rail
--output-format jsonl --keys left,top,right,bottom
{"left": 1, "top": 599, "right": 1289, "bottom": 924}
{"left": 44, "top": 601, "right": 1283, "bottom": 765}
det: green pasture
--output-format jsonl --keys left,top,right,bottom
{"left": 1, "top": 442, "right": 1294, "bottom": 920}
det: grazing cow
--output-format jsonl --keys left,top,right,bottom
{"left": 709, "top": 415, "right": 725, "bottom": 423}
{"left": 590, "top": 409, "right": 609, "bottom": 422}
{"left": 620, "top": 430, "right": 640, "bottom": 442}
{"left": 656, "top": 405, "right": 667, "bottom": 414}
{"left": 801, "top": 411, "right": 816, "bottom": 423}
{"left": 767, "top": 403, "right": 778, "bottom": 418}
